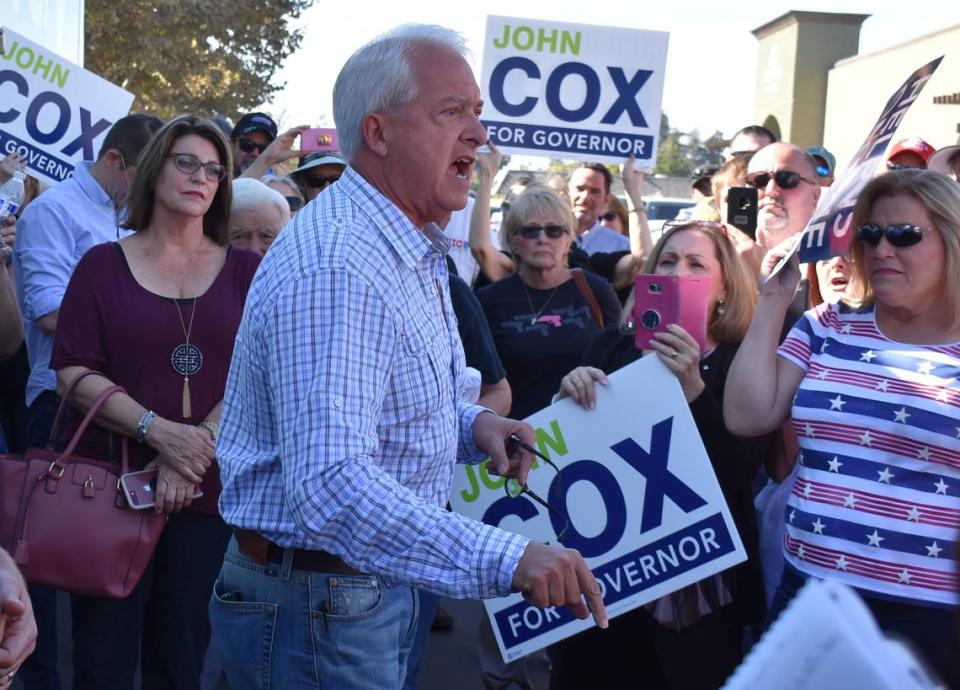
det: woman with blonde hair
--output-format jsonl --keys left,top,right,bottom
{"left": 552, "top": 220, "right": 764, "bottom": 690}
{"left": 477, "top": 186, "right": 620, "bottom": 420}
{"left": 725, "top": 169, "right": 960, "bottom": 687}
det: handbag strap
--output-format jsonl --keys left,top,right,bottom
{"left": 52, "top": 385, "right": 130, "bottom": 476}
{"left": 48, "top": 370, "right": 109, "bottom": 450}
{"left": 571, "top": 268, "right": 605, "bottom": 328}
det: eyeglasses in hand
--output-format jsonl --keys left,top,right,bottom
{"left": 504, "top": 434, "right": 569, "bottom": 544}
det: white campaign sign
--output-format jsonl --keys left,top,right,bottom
{"left": 0, "top": 28, "right": 134, "bottom": 184}
{"left": 479, "top": 16, "right": 669, "bottom": 166}
{"left": 450, "top": 356, "right": 746, "bottom": 662}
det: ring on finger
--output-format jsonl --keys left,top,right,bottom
{"left": 670, "top": 350, "right": 679, "bottom": 359}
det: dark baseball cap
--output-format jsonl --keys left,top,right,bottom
{"left": 231, "top": 112, "right": 278, "bottom": 142}
{"left": 691, "top": 165, "right": 719, "bottom": 185}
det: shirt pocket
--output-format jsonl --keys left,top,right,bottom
{"left": 385, "top": 318, "right": 447, "bottom": 421}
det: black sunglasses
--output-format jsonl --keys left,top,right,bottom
{"left": 301, "top": 173, "right": 340, "bottom": 189}
{"left": 236, "top": 138, "right": 267, "bottom": 155}
{"left": 856, "top": 223, "right": 926, "bottom": 248}
{"left": 168, "top": 154, "right": 227, "bottom": 182}
{"left": 515, "top": 223, "right": 567, "bottom": 240}
{"left": 601, "top": 212, "right": 618, "bottom": 222}
{"left": 285, "top": 196, "right": 303, "bottom": 212}
{"left": 746, "top": 170, "right": 816, "bottom": 191}
{"left": 886, "top": 161, "right": 924, "bottom": 171}
{"left": 504, "top": 434, "right": 569, "bottom": 544}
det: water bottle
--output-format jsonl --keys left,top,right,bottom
{"left": 0, "top": 170, "right": 26, "bottom": 222}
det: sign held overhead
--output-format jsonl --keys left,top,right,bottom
{"left": 480, "top": 17, "right": 669, "bottom": 166}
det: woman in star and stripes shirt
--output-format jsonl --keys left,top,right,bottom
{"left": 725, "top": 169, "right": 960, "bottom": 686}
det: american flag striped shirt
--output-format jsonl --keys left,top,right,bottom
{"left": 778, "top": 302, "right": 960, "bottom": 607}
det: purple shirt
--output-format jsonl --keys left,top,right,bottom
{"left": 51, "top": 242, "right": 260, "bottom": 514}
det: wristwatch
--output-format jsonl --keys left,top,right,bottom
{"left": 198, "top": 419, "right": 218, "bottom": 441}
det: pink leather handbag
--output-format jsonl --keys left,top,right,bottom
{"left": 0, "top": 371, "right": 165, "bottom": 598}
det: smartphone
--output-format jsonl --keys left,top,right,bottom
{"left": 726, "top": 186, "right": 758, "bottom": 239}
{"left": 632, "top": 275, "right": 711, "bottom": 352}
{"left": 120, "top": 469, "right": 203, "bottom": 510}
{"left": 300, "top": 127, "right": 339, "bottom": 153}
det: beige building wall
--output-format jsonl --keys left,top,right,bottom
{"left": 823, "top": 24, "right": 960, "bottom": 174}
{"left": 752, "top": 12, "right": 868, "bottom": 147}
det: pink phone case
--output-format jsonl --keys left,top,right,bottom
{"left": 632, "top": 275, "right": 711, "bottom": 352}
{"left": 300, "top": 127, "right": 339, "bottom": 153}
{"left": 120, "top": 469, "right": 203, "bottom": 510}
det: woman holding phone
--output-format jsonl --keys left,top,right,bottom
{"left": 551, "top": 220, "right": 764, "bottom": 690}
{"left": 724, "top": 170, "right": 960, "bottom": 686}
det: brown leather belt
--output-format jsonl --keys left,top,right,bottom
{"left": 234, "top": 528, "right": 365, "bottom": 576}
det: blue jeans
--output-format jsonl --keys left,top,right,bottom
{"left": 402, "top": 589, "right": 438, "bottom": 690}
{"left": 210, "top": 537, "right": 419, "bottom": 690}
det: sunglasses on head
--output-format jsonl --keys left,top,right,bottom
{"left": 661, "top": 219, "right": 729, "bottom": 236}
{"left": 236, "top": 138, "right": 267, "bottom": 155}
{"left": 856, "top": 223, "right": 926, "bottom": 248}
{"left": 886, "top": 161, "right": 924, "bottom": 171}
{"left": 746, "top": 170, "right": 816, "bottom": 190}
{"left": 285, "top": 196, "right": 303, "bottom": 212}
{"left": 515, "top": 223, "right": 567, "bottom": 240}
{"left": 301, "top": 173, "right": 340, "bottom": 189}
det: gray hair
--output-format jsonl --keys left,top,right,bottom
{"left": 261, "top": 174, "right": 303, "bottom": 204}
{"left": 231, "top": 178, "right": 291, "bottom": 222}
{"left": 333, "top": 24, "right": 469, "bottom": 162}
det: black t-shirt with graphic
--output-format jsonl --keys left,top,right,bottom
{"left": 476, "top": 271, "right": 620, "bottom": 420}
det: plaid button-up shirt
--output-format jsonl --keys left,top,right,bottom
{"left": 218, "top": 167, "right": 528, "bottom": 598}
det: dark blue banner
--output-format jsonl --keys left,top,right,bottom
{"left": 482, "top": 120, "right": 654, "bottom": 160}
{"left": 798, "top": 56, "right": 943, "bottom": 263}
{"left": 0, "top": 128, "right": 75, "bottom": 182}
{"left": 494, "top": 512, "right": 735, "bottom": 648}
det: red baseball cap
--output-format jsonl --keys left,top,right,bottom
{"left": 887, "top": 137, "right": 935, "bottom": 166}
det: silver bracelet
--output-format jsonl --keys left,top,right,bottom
{"left": 136, "top": 410, "right": 157, "bottom": 444}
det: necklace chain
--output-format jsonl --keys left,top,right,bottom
{"left": 173, "top": 297, "right": 198, "bottom": 345}
{"left": 521, "top": 279, "right": 561, "bottom": 325}
{"left": 172, "top": 297, "right": 198, "bottom": 418}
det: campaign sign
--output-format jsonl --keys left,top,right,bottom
{"left": 0, "top": 28, "right": 135, "bottom": 184}
{"left": 450, "top": 356, "right": 746, "bottom": 661}
{"left": 797, "top": 56, "right": 942, "bottom": 264}
{"left": 479, "top": 16, "right": 669, "bottom": 166}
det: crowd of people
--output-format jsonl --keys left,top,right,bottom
{"left": 1, "top": 20, "right": 959, "bottom": 690}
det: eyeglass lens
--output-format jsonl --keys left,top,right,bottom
{"left": 747, "top": 170, "right": 804, "bottom": 190}
{"left": 517, "top": 224, "right": 567, "bottom": 239}
{"left": 856, "top": 223, "right": 925, "bottom": 248}
{"left": 303, "top": 174, "right": 339, "bottom": 189}
{"left": 170, "top": 154, "right": 226, "bottom": 182}
{"left": 238, "top": 138, "right": 265, "bottom": 154}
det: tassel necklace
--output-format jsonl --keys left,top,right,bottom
{"left": 170, "top": 298, "right": 202, "bottom": 418}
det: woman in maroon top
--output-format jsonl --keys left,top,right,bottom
{"left": 51, "top": 115, "right": 259, "bottom": 690}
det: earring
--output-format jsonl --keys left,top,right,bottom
{"left": 716, "top": 301, "right": 726, "bottom": 315}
